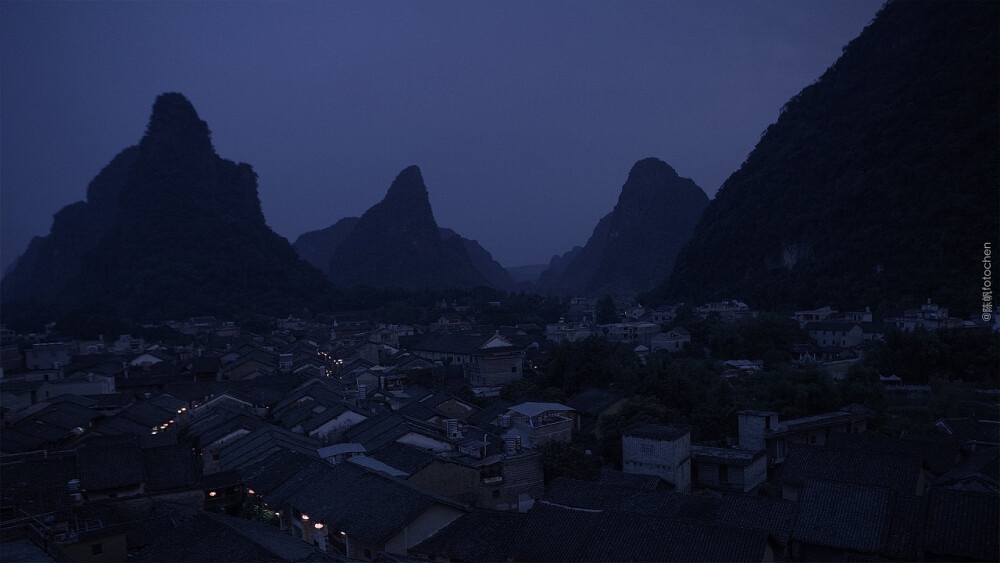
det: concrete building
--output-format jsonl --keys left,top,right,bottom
{"left": 738, "top": 405, "right": 876, "bottom": 467}
{"left": 691, "top": 446, "right": 767, "bottom": 494}
{"left": 621, "top": 423, "right": 691, "bottom": 493}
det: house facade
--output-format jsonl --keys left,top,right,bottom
{"left": 738, "top": 405, "right": 876, "bottom": 467}
{"left": 691, "top": 446, "right": 767, "bottom": 494}
{"left": 621, "top": 423, "right": 692, "bottom": 493}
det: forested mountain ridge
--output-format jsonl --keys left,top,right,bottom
{"left": 661, "top": 1, "right": 999, "bottom": 315}
{"left": 538, "top": 157, "right": 709, "bottom": 297}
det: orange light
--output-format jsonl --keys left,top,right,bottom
{"left": 275, "top": 512, "right": 280, "bottom": 517}
{"left": 247, "top": 489, "right": 255, "bottom": 495}
{"left": 209, "top": 491, "right": 217, "bottom": 497}
{"left": 314, "top": 523, "right": 324, "bottom": 529}
{"left": 301, "top": 514, "right": 309, "bottom": 520}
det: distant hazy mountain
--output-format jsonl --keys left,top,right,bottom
{"left": 507, "top": 264, "right": 550, "bottom": 284}
{"left": 538, "top": 158, "right": 709, "bottom": 296}
{"left": 1, "top": 93, "right": 333, "bottom": 320}
{"left": 662, "top": 1, "right": 999, "bottom": 315}
{"left": 323, "top": 166, "right": 492, "bottom": 290}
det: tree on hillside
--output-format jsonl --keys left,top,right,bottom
{"left": 596, "top": 295, "right": 618, "bottom": 324}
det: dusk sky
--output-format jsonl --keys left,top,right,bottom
{"left": 0, "top": 0, "right": 883, "bottom": 272}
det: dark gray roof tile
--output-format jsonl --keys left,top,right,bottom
{"left": 792, "top": 479, "right": 893, "bottom": 554}
{"left": 411, "top": 510, "right": 526, "bottom": 561}
{"left": 923, "top": 487, "right": 1000, "bottom": 561}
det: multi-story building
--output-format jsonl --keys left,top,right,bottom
{"left": 621, "top": 423, "right": 692, "bottom": 493}
{"left": 737, "top": 405, "right": 876, "bottom": 467}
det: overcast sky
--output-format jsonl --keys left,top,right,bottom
{"left": 0, "top": 0, "right": 883, "bottom": 271}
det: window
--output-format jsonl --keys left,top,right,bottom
{"left": 493, "top": 489, "right": 501, "bottom": 498}
{"left": 92, "top": 543, "right": 103, "bottom": 555}
{"left": 808, "top": 435, "right": 817, "bottom": 445}
{"left": 364, "top": 548, "right": 372, "bottom": 559}
{"left": 511, "top": 366, "right": 517, "bottom": 373}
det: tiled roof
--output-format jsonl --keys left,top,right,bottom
{"left": 275, "top": 460, "right": 466, "bottom": 546}
{"left": 200, "top": 468, "right": 244, "bottom": 490}
{"left": 242, "top": 450, "right": 318, "bottom": 496}
{"left": 411, "top": 509, "right": 526, "bottom": 562}
{"left": 118, "top": 402, "right": 174, "bottom": 428}
{"left": 923, "top": 487, "right": 1000, "bottom": 561}
{"left": 219, "top": 424, "right": 319, "bottom": 471}
{"left": 465, "top": 398, "right": 512, "bottom": 428}
{"left": 792, "top": 479, "right": 893, "bottom": 554}
{"left": 136, "top": 509, "right": 347, "bottom": 562}
{"left": 86, "top": 414, "right": 151, "bottom": 437}
{"left": 933, "top": 446, "right": 999, "bottom": 489}
{"left": 511, "top": 502, "right": 769, "bottom": 562}
{"left": 598, "top": 468, "right": 661, "bottom": 490}
{"left": 508, "top": 402, "right": 573, "bottom": 418}
{"left": 826, "top": 431, "right": 961, "bottom": 474}
{"left": 778, "top": 444, "right": 922, "bottom": 495}
{"left": 143, "top": 443, "right": 201, "bottom": 492}
{"left": 77, "top": 437, "right": 146, "bottom": 491}
{"left": 396, "top": 400, "right": 438, "bottom": 422}
{"left": 344, "top": 412, "right": 411, "bottom": 451}
{"left": 541, "top": 478, "right": 796, "bottom": 542}
{"left": 369, "top": 441, "right": 436, "bottom": 475}
{"left": 0, "top": 428, "right": 44, "bottom": 453}
{"left": 884, "top": 493, "right": 927, "bottom": 561}
{"left": 0, "top": 454, "right": 76, "bottom": 519}
{"left": 300, "top": 403, "right": 354, "bottom": 434}
{"left": 937, "top": 417, "right": 1000, "bottom": 445}
{"left": 403, "top": 385, "right": 432, "bottom": 402}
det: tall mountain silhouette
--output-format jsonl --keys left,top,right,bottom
{"left": 293, "top": 217, "right": 360, "bottom": 272}
{"left": 538, "top": 158, "right": 709, "bottom": 296}
{"left": 322, "top": 166, "right": 491, "bottom": 290}
{"left": 438, "top": 228, "right": 518, "bottom": 291}
{"left": 662, "top": 1, "right": 999, "bottom": 315}
{"left": 1, "top": 93, "right": 333, "bottom": 320}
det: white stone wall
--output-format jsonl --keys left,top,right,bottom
{"left": 622, "top": 434, "right": 691, "bottom": 492}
